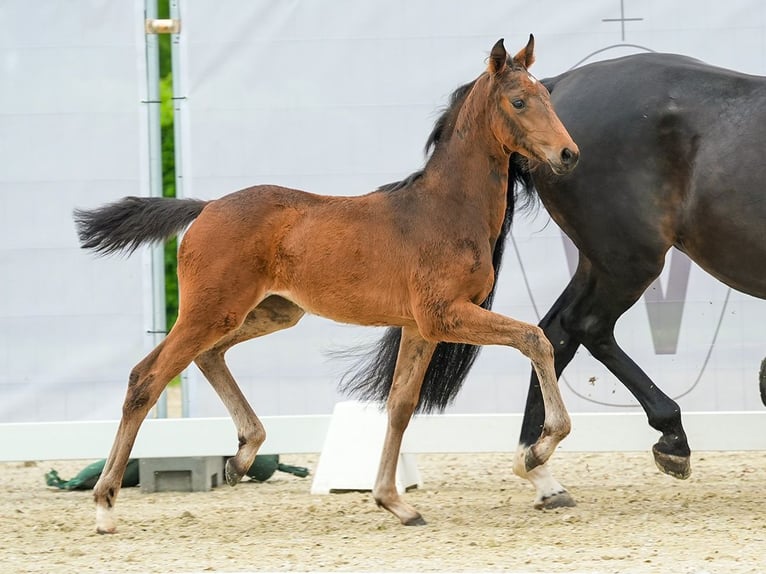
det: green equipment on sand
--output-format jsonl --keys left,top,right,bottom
{"left": 245, "top": 454, "right": 309, "bottom": 482}
{"left": 45, "top": 459, "right": 139, "bottom": 490}
{"left": 44, "top": 455, "right": 308, "bottom": 490}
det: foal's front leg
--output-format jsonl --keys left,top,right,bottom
{"left": 419, "top": 302, "right": 571, "bottom": 472}
{"left": 373, "top": 326, "right": 436, "bottom": 525}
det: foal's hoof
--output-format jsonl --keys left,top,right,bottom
{"left": 95, "top": 506, "right": 117, "bottom": 534}
{"left": 534, "top": 490, "right": 577, "bottom": 510}
{"left": 403, "top": 514, "right": 427, "bottom": 526}
{"left": 224, "top": 458, "right": 243, "bottom": 486}
{"left": 652, "top": 446, "right": 691, "bottom": 480}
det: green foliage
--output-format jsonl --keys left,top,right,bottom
{"left": 158, "top": 0, "right": 178, "bottom": 331}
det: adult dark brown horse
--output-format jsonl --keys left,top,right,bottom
{"left": 344, "top": 52, "right": 766, "bottom": 509}
{"left": 74, "top": 37, "right": 578, "bottom": 533}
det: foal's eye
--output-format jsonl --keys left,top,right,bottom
{"left": 511, "top": 99, "right": 525, "bottom": 110}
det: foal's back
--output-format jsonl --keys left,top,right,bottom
{"left": 178, "top": 181, "right": 495, "bottom": 327}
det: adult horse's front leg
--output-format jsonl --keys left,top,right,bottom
{"left": 374, "top": 326, "right": 436, "bottom": 525}
{"left": 515, "top": 277, "right": 583, "bottom": 509}
{"left": 759, "top": 357, "right": 766, "bottom": 406}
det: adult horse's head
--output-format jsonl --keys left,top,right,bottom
{"left": 484, "top": 36, "right": 578, "bottom": 175}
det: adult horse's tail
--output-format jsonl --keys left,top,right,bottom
{"left": 73, "top": 196, "right": 208, "bottom": 256}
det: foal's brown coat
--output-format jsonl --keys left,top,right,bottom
{"left": 76, "top": 37, "right": 578, "bottom": 533}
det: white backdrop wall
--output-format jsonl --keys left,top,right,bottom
{"left": 176, "top": 0, "right": 766, "bottom": 418}
{"left": 0, "top": 0, "right": 152, "bottom": 422}
{"left": 5, "top": 1, "right": 764, "bottom": 426}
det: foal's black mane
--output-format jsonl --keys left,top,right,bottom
{"left": 339, "top": 79, "right": 536, "bottom": 413}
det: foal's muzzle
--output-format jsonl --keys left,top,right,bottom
{"left": 550, "top": 146, "right": 579, "bottom": 175}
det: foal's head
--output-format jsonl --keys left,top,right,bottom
{"left": 482, "top": 36, "right": 578, "bottom": 175}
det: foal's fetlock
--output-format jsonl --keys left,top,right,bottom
{"left": 524, "top": 447, "right": 544, "bottom": 473}
{"left": 545, "top": 418, "right": 571, "bottom": 442}
{"left": 374, "top": 492, "right": 427, "bottom": 526}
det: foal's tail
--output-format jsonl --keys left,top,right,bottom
{"left": 73, "top": 196, "right": 209, "bottom": 256}
{"left": 338, "top": 331, "right": 483, "bottom": 414}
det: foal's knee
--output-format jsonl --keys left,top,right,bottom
{"left": 524, "top": 326, "right": 554, "bottom": 363}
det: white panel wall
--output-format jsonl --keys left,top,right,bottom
{"left": 0, "top": 1, "right": 151, "bottom": 421}
{"left": 176, "top": 0, "right": 766, "bottom": 416}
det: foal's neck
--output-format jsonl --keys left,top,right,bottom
{"left": 424, "top": 74, "right": 511, "bottom": 231}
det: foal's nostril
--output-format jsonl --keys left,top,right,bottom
{"left": 561, "top": 147, "right": 578, "bottom": 165}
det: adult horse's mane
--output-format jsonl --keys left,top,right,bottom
{"left": 339, "top": 78, "right": 537, "bottom": 413}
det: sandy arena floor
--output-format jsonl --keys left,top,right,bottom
{"left": 1, "top": 448, "right": 765, "bottom": 573}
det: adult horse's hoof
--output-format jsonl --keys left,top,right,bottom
{"left": 224, "top": 458, "right": 243, "bottom": 486}
{"left": 534, "top": 490, "right": 577, "bottom": 510}
{"left": 652, "top": 446, "right": 691, "bottom": 479}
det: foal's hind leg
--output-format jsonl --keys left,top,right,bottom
{"left": 373, "top": 326, "right": 436, "bottom": 525}
{"left": 193, "top": 296, "right": 305, "bottom": 486}
{"left": 94, "top": 310, "right": 251, "bottom": 533}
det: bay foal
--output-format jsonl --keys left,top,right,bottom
{"left": 74, "top": 37, "right": 578, "bottom": 533}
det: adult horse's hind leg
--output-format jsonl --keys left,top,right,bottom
{"left": 193, "top": 295, "right": 305, "bottom": 486}
{"left": 564, "top": 261, "right": 689, "bottom": 479}
{"left": 374, "top": 326, "right": 436, "bottom": 525}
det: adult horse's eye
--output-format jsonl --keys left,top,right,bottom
{"left": 511, "top": 99, "right": 525, "bottom": 109}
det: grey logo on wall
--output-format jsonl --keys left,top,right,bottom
{"left": 561, "top": 235, "right": 691, "bottom": 355}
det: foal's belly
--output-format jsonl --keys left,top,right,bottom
{"left": 269, "top": 287, "right": 417, "bottom": 329}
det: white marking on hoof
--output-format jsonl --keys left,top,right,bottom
{"left": 534, "top": 489, "right": 577, "bottom": 510}
{"left": 525, "top": 462, "right": 575, "bottom": 509}
{"left": 95, "top": 505, "right": 116, "bottom": 534}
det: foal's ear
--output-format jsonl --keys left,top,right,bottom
{"left": 512, "top": 34, "right": 536, "bottom": 69}
{"left": 488, "top": 38, "right": 507, "bottom": 75}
